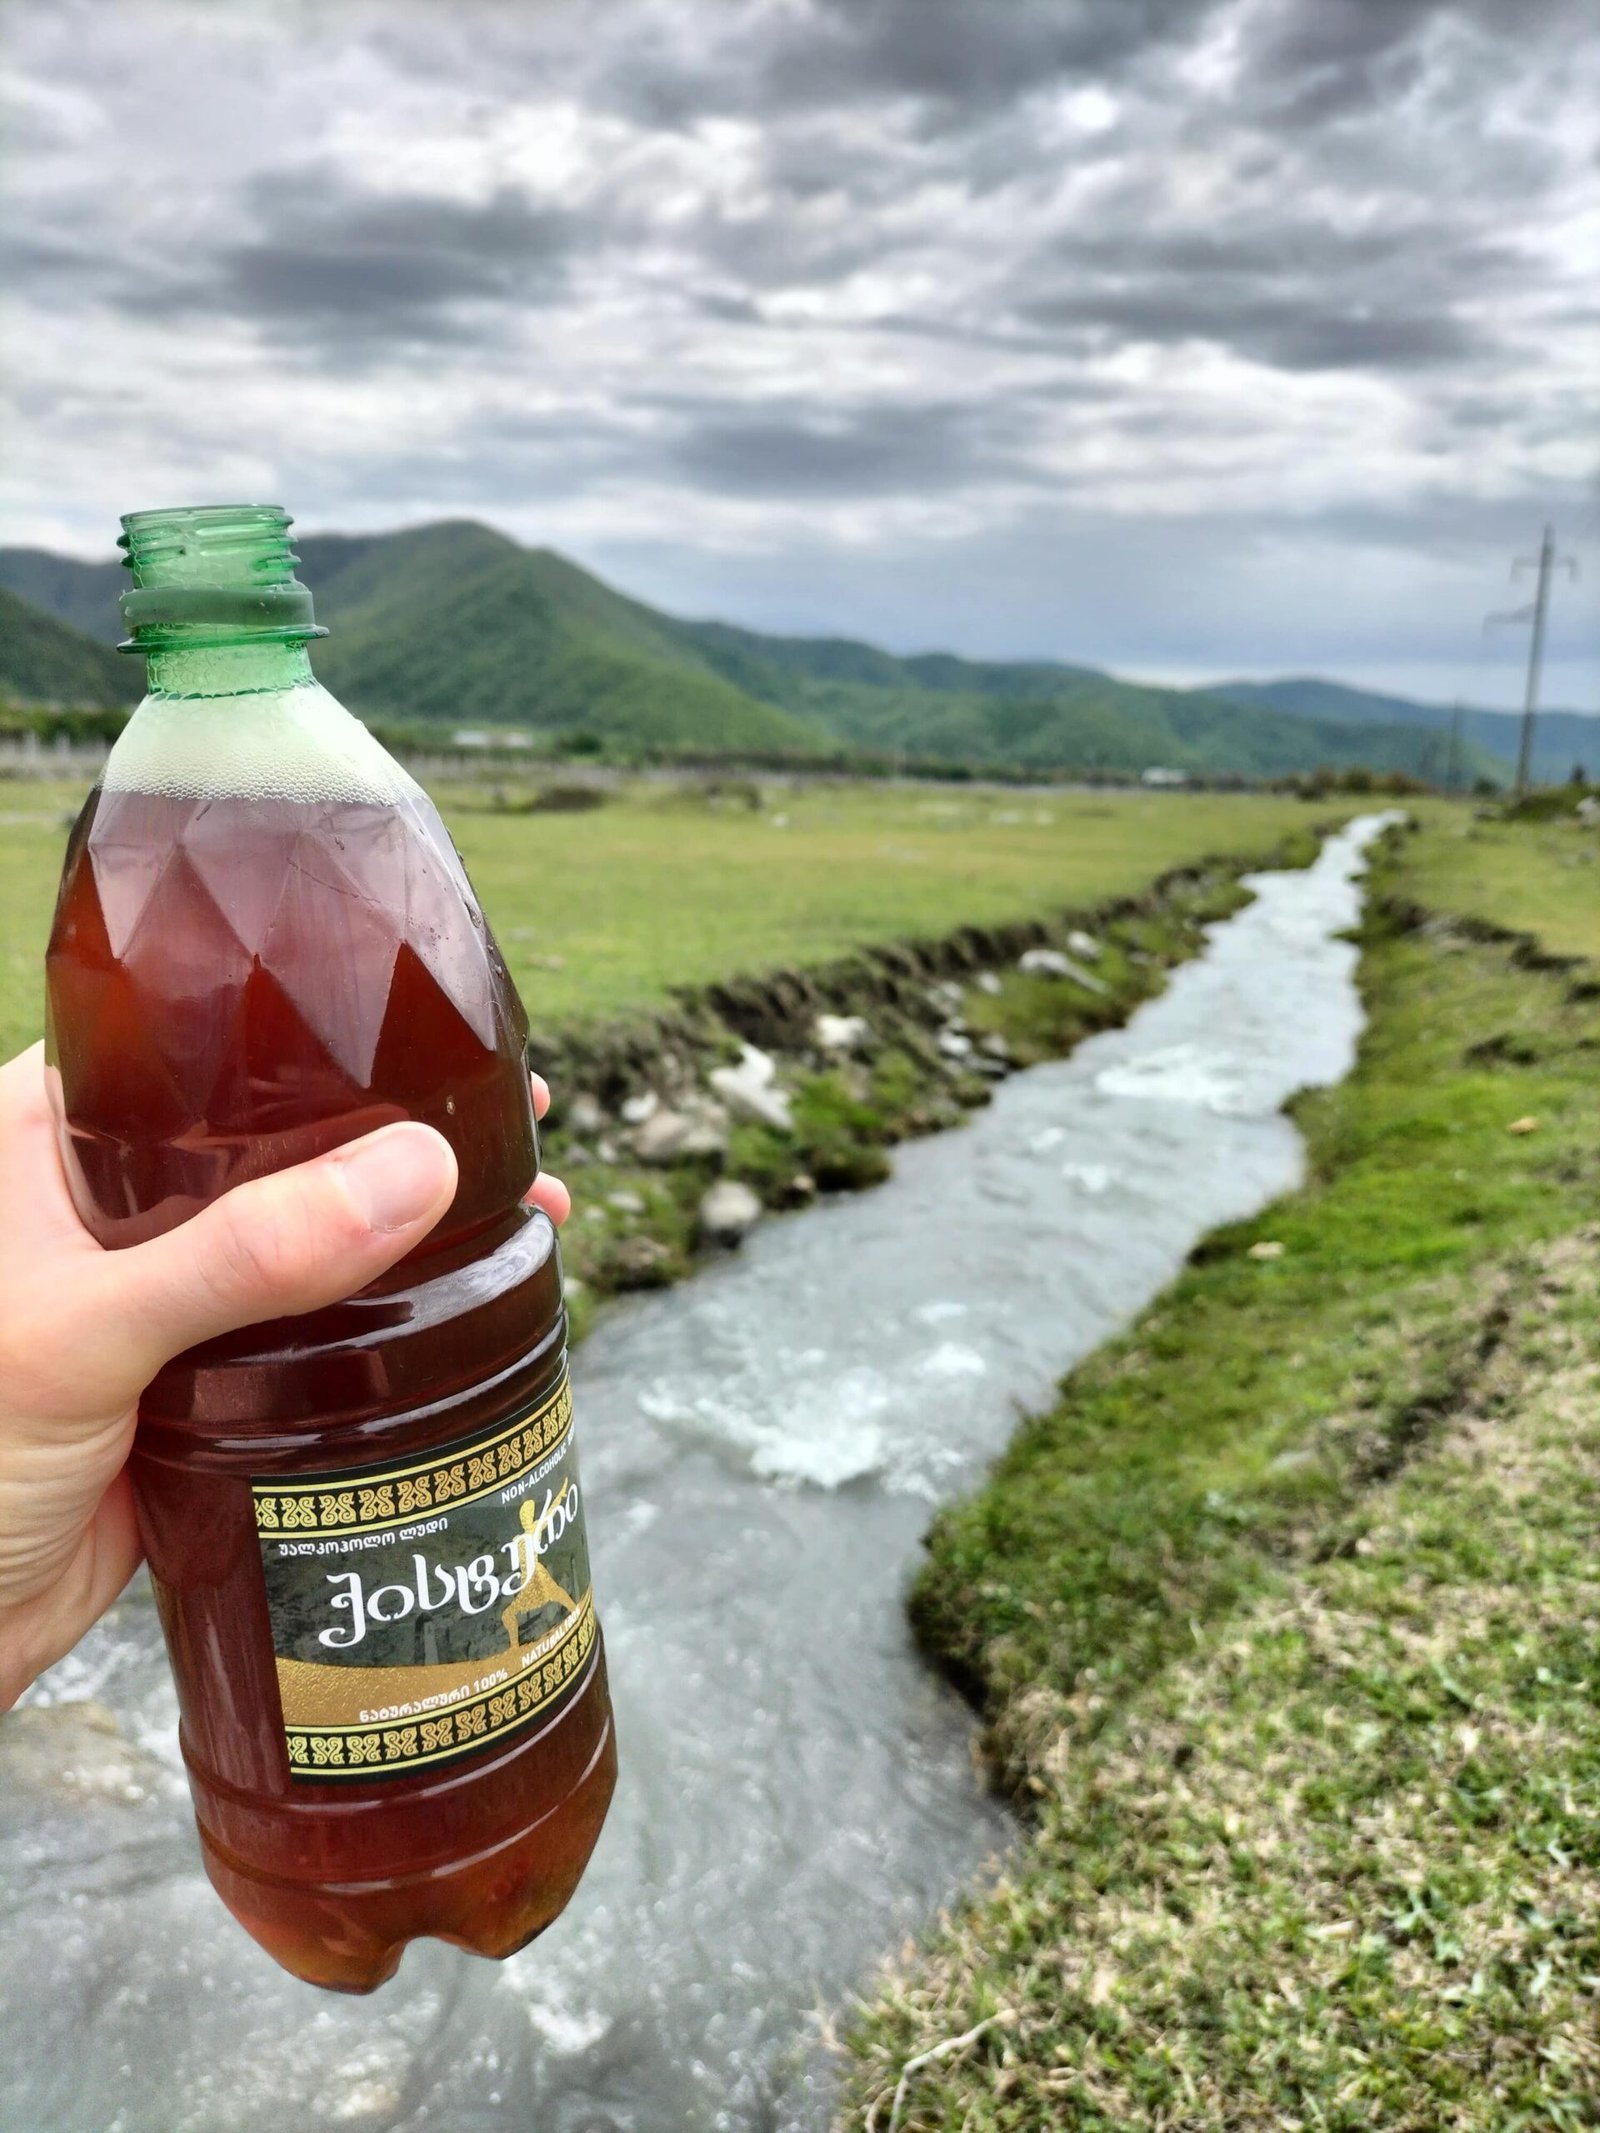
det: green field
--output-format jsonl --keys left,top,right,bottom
{"left": 0, "top": 778, "right": 1322, "bottom": 1060}
{"left": 1398, "top": 802, "right": 1599, "bottom": 960}
{"left": 841, "top": 813, "right": 1600, "bottom": 2127}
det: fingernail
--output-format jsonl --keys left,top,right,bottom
{"left": 336, "top": 1125, "right": 456, "bottom": 1232}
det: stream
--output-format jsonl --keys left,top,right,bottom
{"left": 1, "top": 814, "right": 1394, "bottom": 2133}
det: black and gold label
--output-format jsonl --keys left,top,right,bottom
{"left": 251, "top": 1365, "right": 595, "bottom": 1783}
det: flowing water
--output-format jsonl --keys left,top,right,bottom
{"left": 2, "top": 815, "right": 1395, "bottom": 2133}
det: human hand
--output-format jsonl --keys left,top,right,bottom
{"left": 0, "top": 1043, "right": 569, "bottom": 1709}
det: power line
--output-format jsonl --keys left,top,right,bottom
{"left": 1484, "top": 525, "right": 1579, "bottom": 795}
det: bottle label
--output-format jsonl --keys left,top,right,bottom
{"left": 250, "top": 1365, "right": 596, "bottom": 1783}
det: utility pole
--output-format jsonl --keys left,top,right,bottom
{"left": 1484, "top": 525, "right": 1579, "bottom": 796}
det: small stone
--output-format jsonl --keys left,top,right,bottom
{"left": 813, "top": 1012, "right": 871, "bottom": 1055}
{"left": 632, "top": 1107, "right": 731, "bottom": 1165}
{"left": 606, "top": 1189, "right": 646, "bottom": 1216}
{"left": 779, "top": 1171, "right": 817, "bottom": 1206}
{"left": 697, "top": 1179, "right": 763, "bottom": 1246}
{"left": 938, "top": 1028, "right": 974, "bottom": 1059}
{"left": 1268, "top": 1447, "right": 1318, "bottom": 1473}
{"left": 631, "top": 1109, "right": 688, "bottom": 1161}
{"left": 596, "top": 1137, "right": 620, "bottom": 1163}
{"left": 980, "top": 1031, "right": 1011, "bottom": 1060}
{"left": 620, "top": 1090, "right": 660, "bottom": 1126}
{"left": 561, "top": 1142, "right": 595, "bottom": 1168}
{"left": 607, "top": 1235, "right": 673, "bottom": 1289}
{"left": 0, "top": 1701, "right": 166, "bottom": 1805}
{"left": 709, "top": 1044, "right": 793, "bottom": 1132}
{"left": 1248, "top": 1240, "right": 1285, "bottom": 1260}
{"left": 1505, "top": 1115, "right": 1540, "bottom": 1135}
{"left": 975, "top": 971, "right": 1003, "bottom": 996}
{"left": 566, "top": 1092, "right": 606, "bottom": 1137}
{"left": 1018, "top": 947, "right": 1110, "bottom": 995}
{"left": 677, "top": 1121, "right": 730, "bottom": 1160}
{"left": 1067, "top": 929, "right": 1103, "bottom": 961}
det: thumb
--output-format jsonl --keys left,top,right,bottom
{"left": 97, "top": 1123, "right": 458, "bottom": 1384}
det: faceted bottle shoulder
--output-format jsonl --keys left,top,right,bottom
{"left": 106, "top": 674, "right": 419, "bottom": 809}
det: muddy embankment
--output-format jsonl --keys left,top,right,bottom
{"left": 525, "top": 833, "right": 1324, "bottom": 1319}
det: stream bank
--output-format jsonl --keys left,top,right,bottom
{"left": 841, "top": 814, "right": 1600, "bottom": 2129}
{"left": 536, "top": 828, "right": 1327, "bottom": 1329}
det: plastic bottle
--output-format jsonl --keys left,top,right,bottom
{"left": 45, "top": 504, "right": 616, "bottom": 1990}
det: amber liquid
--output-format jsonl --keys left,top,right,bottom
{"left": 46, "top": 782, "right": 616, "bottom": 1991}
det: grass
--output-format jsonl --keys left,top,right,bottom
{"left": 416, "top": 783, "right": 1322, "bottom": 1034}
{"left": 0, "top": 780, "right": 85, "bottom": 1061}
{"left": 840, "top": 812, "right": 1600, "bottom": 2129}
{"left": 0, "top": 776, "right": 1322, "bottom": 1060}
{"left": 1399, "top": 801, "right": 1600, "bottom": 961}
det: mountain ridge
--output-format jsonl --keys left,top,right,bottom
{"left": 2, "top": 519, "right": 1578, "bottom": 782}
{"left": 1212, "top": 675, "right": 1596, "bottom": 789}
{"left": 0, "top": 585, "right": 139, "bottom": 710}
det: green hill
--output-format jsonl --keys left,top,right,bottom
{"left": 0, "top": 587, "right": 139, "bottom": 710}
{"left": 304, "top": 523, "right": 821, "bottom": 754}
{"left": 0, "top": 550, "right": 125, "bottom": 644}
{"left": 665, "top": 618, "right": 1505, "bottom": 782}
{"left": 1210, "top": 676, "right": 1598, "bottom": 787}
{"left": 0, "top": 522, "right": 1520, "bottom": 782}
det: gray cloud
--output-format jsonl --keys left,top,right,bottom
{"left": 755, "top": 0, "right": 1217, "bottom": 117}
{"left": 665, "top": 400, "right": 1046, "bottom": 500}
{"left": 124, "top": 173, "right": 580, "bottom": 348}
{"left": 1233, "top": 0, "right": 1573, "bottom": 121}
{"left": 1022, "top": 281, "right": 1487, "bottom": 374}
{"left": 554, "top": 0, "right": 1208, "bottom": 133}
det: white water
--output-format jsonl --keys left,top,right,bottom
{"left": 2, "top": 815, "right": 1396, "bottom": 2132}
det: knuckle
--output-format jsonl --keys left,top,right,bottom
{"left": 199, "top": 1192, "right": 303, "bottom": 1310}
{"left": 194, "top": 1166, "right": 371, "bottom": 1321}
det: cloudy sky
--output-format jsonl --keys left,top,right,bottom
{"left": 3, "top": 0, "right": 1596, "bottom": 705}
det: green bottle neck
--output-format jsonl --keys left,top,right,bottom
{"left": 142, "top": 637, "right": 317, "bottom": 699}
{"left": 118, "top": 505, "right": 324, "bottom": 698}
